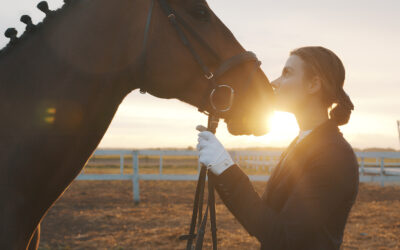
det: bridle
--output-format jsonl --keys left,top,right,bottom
{"left": 138, "top": 0, "right": 261, "bottom": 117}
{"left": 137, "top": 0, "right": 262, "bottom": 249}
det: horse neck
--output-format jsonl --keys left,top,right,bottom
{"left": 0, "top": 0, "right": 147, "bottom": 220}
{"left": 0, "top": 0, "right": 149, "bottom": 125}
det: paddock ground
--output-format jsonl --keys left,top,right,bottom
{"left": 39, "top": 181, "right": 400, "bottom": 250}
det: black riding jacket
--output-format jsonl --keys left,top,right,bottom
{"left": 210, "top": 119, "right": 359, "bottom": 249}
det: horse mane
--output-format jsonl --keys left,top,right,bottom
{"left": 0, "top": 0, "right": 76, "bottom": 58}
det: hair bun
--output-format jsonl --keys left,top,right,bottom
{"left": 330, "top": 89, "right": 354, "bottom": 126}
{"left": 329, "top": 103, "right": 351, "bottom": 125}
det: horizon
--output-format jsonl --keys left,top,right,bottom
{"left": 95, "top": 146, "right": 400, "bottom": 152}
{"left": 1, "top": 0, "right": 399, "bottom": 150}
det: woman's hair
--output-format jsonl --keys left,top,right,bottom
{"left": 290, "top": 46, "right": 354, "bottom": 126}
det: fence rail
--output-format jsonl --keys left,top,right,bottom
{"left": 76, "top": 149, "right": 400, "bottom": 203}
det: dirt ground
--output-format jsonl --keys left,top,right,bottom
{"left": 38, "top": 181, "right": 400, "bottom": 250}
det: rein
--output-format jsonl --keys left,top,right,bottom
{"left": 137, "top": 1, "right": 262, "bottom": 248}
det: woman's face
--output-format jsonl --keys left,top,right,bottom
{"left": 271, "top": 55, "right": 310, "bottom": 113}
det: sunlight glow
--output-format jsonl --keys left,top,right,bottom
{"left": 267, "top": 111, "right": 299, "bottom": 134}
{"left": 242, "top": 111, "right": 299, "bottom": 148}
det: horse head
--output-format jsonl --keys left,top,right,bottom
{"left": 134, "top": 0, "right": 275, "bottom": 136}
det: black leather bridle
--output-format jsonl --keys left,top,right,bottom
{"left": 138, "top": 0, "right": 261, "bottom": 117}
{"left": 137, "top": 0, "right": 262, "bottom": 249}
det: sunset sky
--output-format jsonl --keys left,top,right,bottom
{"left": 1, "top": 0, "right": 399, "bottom": 150}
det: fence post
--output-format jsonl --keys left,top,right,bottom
{"left": 380, "top": 157, "right": 385, "bottom": 187}
{"left": 159, "top": 154, "right": 163, "bottom": 175}
{"left": 360, "top": 157, "right": 364, "bottom": 176}
{"left": 132, "top": 151, "right": 140, "bottom": 204}
{"left": 230, "top": 150, "right": 236, "bottom": 164}
{"left": 120, "top": 154, "right": 124, "bottom": 175}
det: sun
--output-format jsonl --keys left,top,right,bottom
{"left": 248, "top": 111, "right": 300, "bottom": 147}
{"left": 267, "top": 111, "right": 299, "bottom": 134}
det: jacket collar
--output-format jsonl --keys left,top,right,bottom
{"left": 277, "top": 119, "right": 339, "bottom": 166}
{"left": 294, "top": 118, "right": 339, "bottom": 151}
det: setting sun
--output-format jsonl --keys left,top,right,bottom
{"left": 242, "top": 111, "right": 300, "bottom": 148}
{"left": 267, "top": 111, "right": 299, "bottom": 134}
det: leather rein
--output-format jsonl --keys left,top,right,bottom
{"left": 137, "top": 1, "right": 262, "bottom": 249}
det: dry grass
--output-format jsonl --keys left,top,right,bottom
{"left": 38, "top": 180, "right": 400, "bottom": 250}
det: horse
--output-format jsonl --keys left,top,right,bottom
{"left": 0, "top": 0, "right": 274, "bottom": 249}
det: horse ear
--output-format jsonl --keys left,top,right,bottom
{"left": 21, "top": 15, "right": 36, "bottom": 32}
{"left": 5, "top": 28, "right": 18, "bottom": 44}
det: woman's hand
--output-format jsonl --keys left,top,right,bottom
{"left": 196, "top": 125, "right": 235, "bottom": 176}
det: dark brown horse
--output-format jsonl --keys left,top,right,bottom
{"left": 0, "top": 0, "right": 274, "bottom": 249}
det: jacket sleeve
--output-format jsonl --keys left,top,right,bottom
{"left": 210, "top": 145, "right": 358, "bottom": 248}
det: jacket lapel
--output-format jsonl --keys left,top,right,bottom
{"left": 263, "top": 137, "right": 299, "bottom": 202}
{"left": 263, "top": 119, "right": 340, "bottom": 209}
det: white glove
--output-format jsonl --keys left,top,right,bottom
{"left": 196, "top": 125, "right": 235, "bottom": 176}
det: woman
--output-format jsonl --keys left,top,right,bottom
{"left": 196, "top": 46, "right": 359, "bottom": 249}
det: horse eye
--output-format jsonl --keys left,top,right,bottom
{"left": 191, "top": 5, "right": 211, "bottom": 21}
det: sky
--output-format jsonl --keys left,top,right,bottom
{"left": 1, "top": 0, "right": 399, "bottom": 150}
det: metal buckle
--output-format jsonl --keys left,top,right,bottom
{"left": 209, "top": 85, "right": 234, "bottom": 112}
{"left": 205, "top": 72, "right": 214, "bottom": 80}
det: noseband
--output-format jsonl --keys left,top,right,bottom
{"left": 138, "top": 0, "right": 261, "bottom": 116}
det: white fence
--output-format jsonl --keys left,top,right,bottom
{"left": 76, "top": 149, "right": 400, "bottom": 203}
